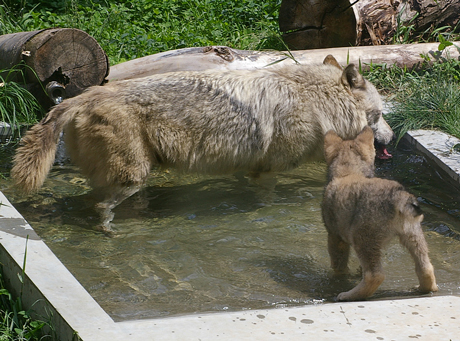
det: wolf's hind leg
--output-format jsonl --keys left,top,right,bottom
{"left": 337, "top": 244, "right": 384, "bottom": 301}
{"left": 247, "top": 172, "right": 277, "bottom": 204}
{"left": 399, "top": 222, "right": 438, "bottom": 293}
{"left": 95, "top": 184, "right": 142, "bottom": 234}
{"left": 327, "top": 233, "right": 350, "bottom": 274}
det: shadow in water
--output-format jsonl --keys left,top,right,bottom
{"left": 252, "top": 255, "right": 361, "bottom": 302}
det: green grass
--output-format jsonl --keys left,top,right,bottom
{"left": 0, "top": 66, "right": 43, "bottom": 143}
{"left": 388, "top": 76, "right": 460, "bottom": 143}
{"left": 1, "top": 0, "right": 283, "bottom": 66}
{"left": 365, "top": 42, "right": 460, "bottom": 143}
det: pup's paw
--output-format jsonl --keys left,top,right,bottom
{"left": 337, "top": 291, "right": 352, "bottom": 301}
{"left": 417, "top": 273, "right": 438, "bottom": 293}
{"left": 417, "top": 282, "right": 438, "bottom": 293}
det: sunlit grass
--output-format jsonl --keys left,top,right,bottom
{"left": 365, "top": 51, "right": 460, "bottom": 143}
{"left": 0, "top": 66, "right": 43, "bottom": 143}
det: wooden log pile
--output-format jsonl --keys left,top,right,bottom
{"left": 279, "top": 0, "right": 460, "bottom": 50}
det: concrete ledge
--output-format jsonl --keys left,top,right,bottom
{"left": 404, "top": 130, "right": 460, "bottom": 186}
{"left": 119, "top": 296, "right": 460, "bottom": 340}
{"left": 1, "top": 129, "right": 460, "bottom": 340}
{"left": 0, "top": 192, "right": 122, "bottom": 340}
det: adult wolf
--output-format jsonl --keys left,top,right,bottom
{"left": 322, "top": 127, "right": 437, "bottom": 301}
{"left": 12, "top": 55, "right": 393, "bottom": 230}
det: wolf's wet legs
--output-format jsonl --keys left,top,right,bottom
{"left": 247, "top": 172, "right": 277, "bottom": 205}
{"left": 94, "top": 184, "right": 142, "bottom": 235}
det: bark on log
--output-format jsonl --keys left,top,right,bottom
{"left": 279, "top": 0, "right": 460, "bottom": 49}
{"left": 354, "top": 0, "right": 460, "bottom": 46}
{"left": 0, "top": 28, "right": 109, "bottom": 108}
{"left": 107, "top": 43, "right": 460, "bottom": 82}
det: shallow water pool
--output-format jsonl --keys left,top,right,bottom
{"left": 1, "top": 142, "right": 459, "bottom": 321}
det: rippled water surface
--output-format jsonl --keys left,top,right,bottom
{"left": 1, "top": 143, "right": 459, "bottom": 321}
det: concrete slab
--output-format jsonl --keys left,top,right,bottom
{"left": 404, "top": 130, "right": 460, "bottom": 186}
{"left": 1, "top": 129, "right": 459, "bottom": 340}
{"left": 117, "top": 296, "right": 460, "bottom": 340}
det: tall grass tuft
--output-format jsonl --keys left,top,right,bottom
{"left": 365, "top": 43, "right": 460, "bottom": 144}
{"left": 387, "top": 76, "right": 460, "bottom": 142}
{"left": 0, "top": 65, "right": 43, "bottom": 144}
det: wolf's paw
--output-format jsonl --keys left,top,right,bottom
{"left": 95, "top": 223, "right": 116, "bottom": 237}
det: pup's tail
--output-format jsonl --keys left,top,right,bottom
{"left": 398, "top": 191, "right": 423, "bottom": 222}
{"left": 11, "top": 99, "right": 79, "bottom": 193}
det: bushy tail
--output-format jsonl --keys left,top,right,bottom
{"left": 11, "top": 100, "right": 79, "bottom": 193}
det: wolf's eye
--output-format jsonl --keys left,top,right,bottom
{"left": 370, "top": 111, "right": 382, "bottom": 124}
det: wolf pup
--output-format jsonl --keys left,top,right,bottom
{"left": 12, "top": 55, "right": 393, "bottom": 230}
{"left": 321, "top": 126, "right": 437, "bottom": 301}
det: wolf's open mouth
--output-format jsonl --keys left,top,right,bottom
{"left": 375, "top": 141, "right": 392, "bottom": 159}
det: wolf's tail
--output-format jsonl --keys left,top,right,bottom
{"left": 11, "top": 99, "right": 80, "bottom": 193}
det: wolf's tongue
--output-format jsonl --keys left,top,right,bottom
{"left": 377, "top": 146, "right": 392, "bottom": 159}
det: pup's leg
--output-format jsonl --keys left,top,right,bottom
{"left": 399, "top": 222, "right": 438, "bottom": 293}
{"left": 337, "top": 243, "right": 385, "bottom": 301}
{"left": 328, "top": 233, "right": 350, "bottom": 274}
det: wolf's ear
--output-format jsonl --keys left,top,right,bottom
{"left": 323, "top": 55, "right": 342, "bottom": 70}
{"left": 324, "top": 130, "right": 343, "bottom": 164}
{"left": 341, "top": 64, "right": 366, "bottom": 89}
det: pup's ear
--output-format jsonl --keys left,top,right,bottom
{"left": 355, "top": 126, "right": 374, "bottom": 146}
{"left": 341, "top": 64, "right": 366, "bottom": 89}
{"left": 355, "top": 126, "right": 376, "bottom": 161}
{"left": 324, "top": 130, "right": 343, "bottom": 165}
{"left": 323, "top": 55, "right": 342, "bottom": 70}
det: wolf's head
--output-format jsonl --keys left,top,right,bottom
{"left": 324, "top": 126, "right": 376, "bottom": 181}
{"left": 323, "top": 55, "right": 395, "bottom": 159}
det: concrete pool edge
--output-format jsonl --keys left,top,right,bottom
{"left": 0, "top": 129, "right": 459, "bottom": 340}
{"left": 404, "top": 130, "right": 460, "bottom": 187}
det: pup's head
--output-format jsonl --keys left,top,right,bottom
{"left": 324, "top": 126, "right": 376, "bottom": 181}
{"left": 323, "top": 55, "right": 395, "bottom": 159}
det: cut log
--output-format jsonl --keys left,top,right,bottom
{"left": 107, "top": 43, "right": 460, "bottom": 82}
{"left": 279, "top": 0, "right": 460, "bottom": 49}
{"left": 0, "top": 28, "right": 109, "bottom": 108}
{"left": 107, "top": 46, "right": 282, "bottom": 81}
{"left": 279, "top": 0, "right": 357, "bottom": 50}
